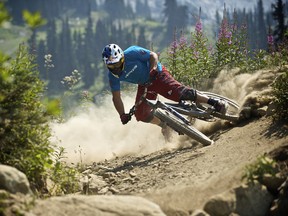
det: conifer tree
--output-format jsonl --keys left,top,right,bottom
{"left": 83, "top": 14, "right": 96, "bottom": 88}
{"left": 256, "top": 0, "right": 267, "bottom": 49}
{"left": 272, "top": 0, "right": 287, "bottom": 43}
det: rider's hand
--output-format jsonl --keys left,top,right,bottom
{"left": 120, "top": 113, "right": 131, "bottom": 125}
{"left": 150, "top": 69, "right": 158, "bottom": 78}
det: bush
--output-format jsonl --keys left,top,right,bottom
{"left": 242, "top": 156, "right": 278, "bottom": 183}
{"left": 0, "top": 45, "right": 53, "bottom": 190}
{"left": 273, "top": 70, "right": 288, "bottom": 123}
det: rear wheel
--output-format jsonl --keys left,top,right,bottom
{"left": 154, "top": 108, "right": 213, "bottom": 146}
{"left": 200, "top": 91, "right": 240, "bottom": 122}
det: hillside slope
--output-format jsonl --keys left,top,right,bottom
{"left": 81, "top": 67, "right": 287, "bottom": 215}
{"left": 142, "top": 117, "right": 287, "bottom": 214}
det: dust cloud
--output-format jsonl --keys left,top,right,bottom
{"left": 194, "top": 68, "right": 273, "bottom": 134}
{"left": 50, "top": 93, "right": 178, "bottom": 164}
{"left": 51, "top": 68, "right": 272, "bottom": 164}
{"left": 208, "top": 68, "right": 265, "bottom": 105}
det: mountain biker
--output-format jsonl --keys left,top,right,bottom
{"left": 102, "top": 44, "right": 228, "bottom": 129}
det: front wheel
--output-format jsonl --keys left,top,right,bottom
{"left": 154, "top": 108, "right": 213, "bottom": 146}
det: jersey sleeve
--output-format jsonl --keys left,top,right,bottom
{"left": 127, "top": 46, "right": 150, "bottom": 62}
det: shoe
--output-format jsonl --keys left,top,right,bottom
{"left": 214, "top": 100, "right": 228, "bottom": 115}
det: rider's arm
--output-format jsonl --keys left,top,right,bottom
{"left": 112, "top": 90, "right": 125, "bottom": 116}
{"left": 149, "top": 51, "right": 158, "bottom": 71}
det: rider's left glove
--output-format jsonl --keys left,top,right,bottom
{"left": 120, "top": 113, "right": 131, "bottom": 125}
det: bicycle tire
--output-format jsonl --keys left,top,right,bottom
{"left": 154, "top": 108, "right": 213, "bottom": 146}
{"left": 200, "top": 91, "right": 240, "bottom": 122}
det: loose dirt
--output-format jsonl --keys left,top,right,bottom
{"left": 52, "top": 68, "right": 288, "bottom": 215}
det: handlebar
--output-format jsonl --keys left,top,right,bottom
{"left": 129, "top": 105, "right": 136, "bottom": 117}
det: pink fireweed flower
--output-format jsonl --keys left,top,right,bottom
{"left": 195, "top": 19, "right": 202, "bottom": 33}
{"left": 267, "top": 35, "right": 274, "bottom": 45}
{"left": 170, "top": 40, "right": 178, "bottom": 49}
{"left": 169, "top": 40, "right": 178, "bottom": 54}
{"left": 226, "top": 31, "right": 232, "bottom": 38}
{"left": 218, "top": 17, "right": 232, "bottom": 42}
{"left": 179, "top": 35, "right": 187, "bottom": 49}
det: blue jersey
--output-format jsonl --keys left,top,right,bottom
{"left": 108, "top": 46, "right": 162, "bottom": 91}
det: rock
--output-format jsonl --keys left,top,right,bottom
{"left": 261, "top": 173, "right": 286, "bottom": 194}
{"left": 239, "top": 107, "right": 252, "bottom": 121}
{"left": 268, "top": 178, "right": 288, "bottom": 216}
{"left": 87, "top": 174, "right": 107, "bottom": 194}
{"left": 190, "top": 209, "right": 210, "bottom": 216}
{"left": 204, "top": 192, "right": 235, "bottom": 216}
{"left": 0, "top": 165, "right": 32, "bottom": 195}
{"left": 29, "top": 194, "right": 166, "bottom": 216}
{"left": 204, "top": 182, "right": 273, "bottom": 216}
{"left": 266, "top": 103, "right": 277, "bottom": 116}
{"left": 129, "top": 171, "right": 137, "bottom": 177}
{"left": 256, "top": 106, "right": 268, "bottom": 117}
{"left": 234, "top": 183, "right": 273, "bottom": 216}
{"left": 0, "top": 189, "right": 34, "bottom": 216}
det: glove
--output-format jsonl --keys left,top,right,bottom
{"left": 150, "top": 69, "right": 158, "bottom": 78}
{"left": 120, "top": 113, "right": 131, "bottom": 125}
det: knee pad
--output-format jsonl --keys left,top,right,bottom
{"left": 180, "top": 88, "right": 197, "bottom": 102}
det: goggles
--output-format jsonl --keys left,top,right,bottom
{"left": 107, "top": 57, "right": 124, "bottom": 70}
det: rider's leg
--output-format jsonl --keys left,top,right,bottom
{"left": 150, "top": 67, "right": 228, "bottom": 114}
{"left": 182, "top": 89, "right": 228, "bottom": 114}
{"left": 134, "top": 85, "right": 168, "bottom": 128}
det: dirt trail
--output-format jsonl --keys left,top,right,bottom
{"left": 142, "top": 117, "right": 287, "bottom": 213}
{"left": 52, "top": 68, "right": 287, "bottom": 214}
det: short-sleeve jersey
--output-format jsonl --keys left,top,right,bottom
{"left": 108, "top": 46, "right": 162, "bottom": 91}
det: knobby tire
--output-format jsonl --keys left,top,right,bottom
{"left": 154, "top": 109, "right": 213, "bottom": 146}
{"left": 200, "top": 91, "right": 240, "bottom": 122}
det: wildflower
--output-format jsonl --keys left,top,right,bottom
{"left": 195, "top": 19, "right": 202, "bottom": 33}
{"left": 170, "top": 40, "right": 178, "bottom": 49}
{"left": 169, "top": 40, "right": 178, "bottom": 55}
{"left": 267, "top": 35, "right": 274, "bottom": 45}
{"left": 179, "top": 35, "right": 187, "bottom": 49}
{"left": 44, "top": 54, "right": 54, "bottom": 68}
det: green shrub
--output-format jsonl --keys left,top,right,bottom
{"left": 273, "top": 70, "right": 288, "bottom": 123}
{"left": 242, "top": 156, "right": 278, "bottom": 184}
{"left": 47, "top": 147, "right": 80, "bottom": 196}
{"left": 0, "top": 45, "right": 53, "bottom": 190}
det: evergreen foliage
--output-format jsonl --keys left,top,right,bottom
{"left": 272, "top": 0, "right": 288, "bottom": 44}
{"left": 0, "top": 45, "right": 53, "bottom": 189}
{"left": 273, "top": 69, "right": 288, "bottom": 123}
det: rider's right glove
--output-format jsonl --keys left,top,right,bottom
{"left": 120, "top": 113, "right": 131, "bottom": 125}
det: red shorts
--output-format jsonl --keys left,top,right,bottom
{"left": 134, "top": 67, "right": 187, "bottom": 122}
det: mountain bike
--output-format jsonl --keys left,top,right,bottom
{"left": 128, "top": 89, "right": 240, "bottom": 146}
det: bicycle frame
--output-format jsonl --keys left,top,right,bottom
{"left": 128, "top": 98, "right": 191, "bottom": 125}
{"left": 128, "top": 88, "right": 239, "bottom": 146}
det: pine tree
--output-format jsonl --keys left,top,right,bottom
{"left": 272, "top": 0, "right": 287, "bottom": 43}
{"left": 82, "top": 14, "right": 96, "bottom": 88}
{"left": 163, "top": 0, "right": 188, "bottom": 45}
{"left": 56, "top": 18, "right": 74, "bottom": 92}
{"left": 256, "top": 0, "right": 267, "bottom": 50}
